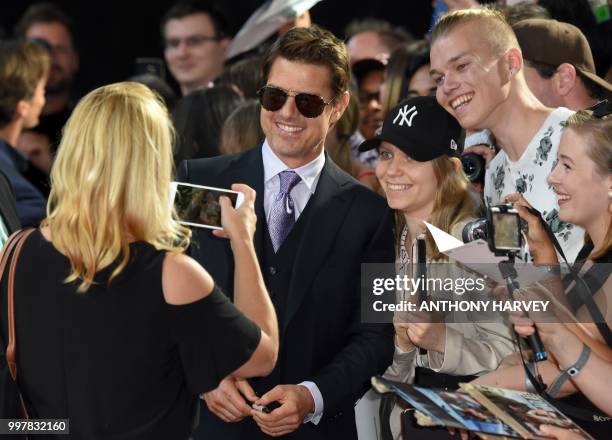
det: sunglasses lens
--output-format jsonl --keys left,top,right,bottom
{"left": 259, "top": 87, "right": 287, "bottom": 112}
{"left": 295, "top": 93, "right": 326, "bottom": 118}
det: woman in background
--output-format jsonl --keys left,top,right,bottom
{"left": 380, "top": 40, "right": 436, "bottom": 116}
{"left": 326, "top": 92, "right": 381, "bottom": 193}
{"left": 172, "top": 85, "right": 243, "bottom": 163}
{"left": 474, "top": 107, "right": 612, "bottom": 439}
{"left": 220, "top": 100, "right": 265, "bottom": 154}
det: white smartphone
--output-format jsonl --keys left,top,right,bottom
{"left": 170, "top": 181, "right": 245, "bottom": 230}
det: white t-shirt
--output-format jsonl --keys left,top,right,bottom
{"left": 484, "top": 107, "right": 584, "bottom": 263}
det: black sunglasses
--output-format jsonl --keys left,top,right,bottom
{"left": 257, "top": 85, "right": 334, "bottom": 118}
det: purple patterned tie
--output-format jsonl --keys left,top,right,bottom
{"left": 268, "top": 170, "right": 301, "bottom": 252}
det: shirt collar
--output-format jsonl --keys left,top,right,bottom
{"left": 262, "top": 139, "right": 326, "bottom": 194}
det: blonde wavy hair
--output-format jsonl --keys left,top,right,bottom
{"left": 395, "top": 156, "right": 475, "bottom": 261}
{"left": 43, "top": 82, "right": 191, "bottom": 292}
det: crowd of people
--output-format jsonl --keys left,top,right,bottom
{"left": 0, "top": 0, "right": 610, "bottom": 439}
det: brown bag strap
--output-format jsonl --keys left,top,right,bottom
{"left": 6, "top": 228, "right": 35, "bottom": 378}
{"left": 1, "top": 228, "right": 35, "bottom": 420}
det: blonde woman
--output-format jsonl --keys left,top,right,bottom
{"left": 474, "top": 107, "right": 612, "bottom": 439}
{"left": 0, "top": 83, "right": 278, "bottom": 439}
{"left": 359, "top": 96, "right": 514, "bottom": 440}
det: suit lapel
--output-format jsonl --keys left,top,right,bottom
{"left": 222, "top": 147, "right": 266, "bottom": 260}
{"left": 283, "top": 159, "right": 353, "bottom": 333}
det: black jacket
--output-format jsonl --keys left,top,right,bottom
{"left": 178, "top": 146, "right": 395, "bottom": 440}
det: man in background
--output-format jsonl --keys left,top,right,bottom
{"left": 0, "top": 39, "right": 49, "bottom": 227}
{"left": 513, "top": 18, "right": 611, "bottom": 110}
{"left": 344, "top": 18, "right": 412, "bottom": 65}
{"left": 161, "top": 0, "right": 231, "bottom": 96}
{"left": 15, "top": 2, "right": 79, "bottom": 159}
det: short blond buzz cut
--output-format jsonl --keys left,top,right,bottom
{"left": 431, "top": 6, "right": 519, "bottom": 57}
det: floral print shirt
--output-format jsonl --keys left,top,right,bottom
{"left": 484, "top": 107, "right": 584, "bottom": 263}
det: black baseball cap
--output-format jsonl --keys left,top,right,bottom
{"left": 359, "top": 96, "right": 465, "bottom": 162}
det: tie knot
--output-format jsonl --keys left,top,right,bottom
{"left": 278, "top": 170, "right": 301, "bottom": 194}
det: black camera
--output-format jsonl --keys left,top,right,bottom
{"left": 462, "top": 204, "right": 522, "bottom": 256}
{"left": 461, "top": 153, "right": 486, "bottom": 184}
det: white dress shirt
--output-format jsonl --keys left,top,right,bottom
{"left": 261, "top": 140, "right": 325, "bottom": 424}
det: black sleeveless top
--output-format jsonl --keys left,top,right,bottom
{"left": 0, "top": 229, "right": 261, "bottom": 439}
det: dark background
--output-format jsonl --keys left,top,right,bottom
{"left": 0, "top": 0, "right": 435, "bottom": 96}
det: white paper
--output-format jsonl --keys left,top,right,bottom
{"left": 424, "top": 221, "right": 552, "bottom": 285}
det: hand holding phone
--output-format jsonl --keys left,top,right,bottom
{"left": 213, "top": 183, "right": 257, "bottom": 242}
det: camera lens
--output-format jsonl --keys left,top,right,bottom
{"left": 462, "top": 218, "right": 488, "bottom": 243}
{"left": 461, "top": 153, "right": 486, "bottom": 184}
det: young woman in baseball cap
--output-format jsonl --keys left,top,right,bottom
{"left": 361, "top": 96, "right": 515, "bottom": 440}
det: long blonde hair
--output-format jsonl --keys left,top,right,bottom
{"left": 44, "top": 82, "right": 191, "bottom": 292}
{"left": 395, "top": 156, "right": 475, "bottom": 261}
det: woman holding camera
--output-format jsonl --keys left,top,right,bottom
{"left": 0, "top": 83, "right": 279, "bottom": 439}
{"left": 361, "top": 96, "right": 514, "bottom": 440}
{"left": 474, "top": 107, "right": 612, "bottom": 438}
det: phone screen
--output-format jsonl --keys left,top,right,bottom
{"left": 172, "top": 182, "right": 239, "bottom": 229}
{"left": 492, "top": 212, "right": 521, "bottom": 251}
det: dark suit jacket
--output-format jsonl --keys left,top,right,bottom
{"left": 177, "top": 146, "right": 395, "bottom": 440}
{"left": 0, "top": 169, "right": 21, "bottom": 235}
{"left": 0, "top": 140, "right": 46, "bottom": 227}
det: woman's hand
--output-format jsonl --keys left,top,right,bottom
{"left": 395, "top": 311, "right": 446, "bottom": 353}
{"left": 505, "top": 193, "right": 558, "bottom": 264}
{"left": 394, "top": 322, "right": 416, "bottom": 352}
{"left": 214, "top": 184, "right": 257, "bottom": 244}
{"left": 512, "top": 315, "right": 572, "bottom": 360}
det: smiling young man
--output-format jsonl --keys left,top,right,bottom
{"left": 178, "top": 25, "right": 395, "bottom": 440}
{"left": 429, "top": 7, "right": 584, "bottom": 263}
{"left": 161, "top": 1, "right": 231, "bottom": 96}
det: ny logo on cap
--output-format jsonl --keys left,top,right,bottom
{"left": 450, "top": 139, "right": 458, "bottom": 151}
{"left": 393, "top": 105, "right": 418, "bottom": 127}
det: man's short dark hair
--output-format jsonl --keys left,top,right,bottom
{"left": 576, "top": 69, "right": 609, "bottom": 100}
{"left": 160, "top": 1, "right": 230, "bottom": 39}
{"left": 14, "top": 2, "right": 76, "bottom": 46}
{"left": 344, "top": 18, "right": 413, "bottom": 49}
{"left": 524, "top": 59, "right": 557, "bottom": 79}
{"left": 262, "top": 26, "right": 349, "bottom": 99}
{"left": 502, "top": 1, "right": 551, "bottom": 26}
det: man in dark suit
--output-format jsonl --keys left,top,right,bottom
{"left": 0, "top": 170, "right": 21, "bottom": 242}
{"left": 178, "top": 26, "right": 394, "bottom": 439}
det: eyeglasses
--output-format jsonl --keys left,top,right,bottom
{"left": 257, "top": 85, "right": 334, "bottom": 118}
{"left": 164, "top": 35, "right": 223, "bottom": 50}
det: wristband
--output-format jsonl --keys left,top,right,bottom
{"left": 547, "top": 344, "right": 591, "bottom": 397}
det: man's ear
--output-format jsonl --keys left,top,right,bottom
{"left": 554, "top": 63, "right": 577, "bottom": 97}
{"left": 15, "top": 99, "right": 30, "bottom": 120}
{"left": 330, "top": 91, "right": 349, "bottom": 125}
{"left": 219, "top": 36, "right": 231, "bottom": 52}
{"left": 506, "top": 48, "right": 523, "bottom": 77}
